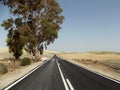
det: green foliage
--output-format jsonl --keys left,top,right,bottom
{"left": 13, "top": 49, "right": 23, "bottom": 60}
{"left": 6, "top": 29, "right": 24, "bottom": 59}
{"left": 15, "top": 18, "right": 22, "bottom": 27}
{"left": 0, "top": 63, "right": 8, "bottom": 74}
{"left": 21, "top": 57, "right": 31, "bottom": 66}
{"left": 1, "top": 17, "right": 25, "bottom": 59}
{"left": 1, "top": 18, "right": 14, "bottom": 30}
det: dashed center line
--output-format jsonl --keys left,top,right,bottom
{"left": 56, "top": 60, "right": 74, "bottom": 90}
{"left": 66, "top": 79, "right": 74, "bottom": 90}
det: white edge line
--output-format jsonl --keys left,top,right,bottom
{"left": 64, "top": 59, "right": 120, "bottom": 84}
{"left": 4, "top": 60, "right": 49, "bottom": 90}
{"left": 66, "top": 79, "right": 74, "bottom": 90}
{"left": 56, "top": 60, "right": 69, "bottom": 90}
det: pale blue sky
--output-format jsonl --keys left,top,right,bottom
{"left": 1, "top": 0, "right": 120, "bottom": 52}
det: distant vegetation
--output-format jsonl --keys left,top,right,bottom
{"left": 89, "top": 51, "right": 120, "bottom": 55}
{"left": 0, "top": 63, "right": 8, "bottom": 74}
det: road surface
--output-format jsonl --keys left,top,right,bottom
{"left": 4, "top": 56, "right": 120, "bottom": 90}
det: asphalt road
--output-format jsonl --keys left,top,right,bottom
{"left": 5, "top": 56, "right": 120, "bottom": 90}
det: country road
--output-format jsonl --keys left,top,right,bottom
{"left": 4, "top": 56, "right": 120, "bottom": 90}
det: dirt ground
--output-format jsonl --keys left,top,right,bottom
{"left": 58, "top": 52, "right": 120, "bottom": 81}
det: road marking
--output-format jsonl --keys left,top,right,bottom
{"left": 91, "top": 70, "right": 120, "bottom": 84}
{"left": 66, "top": 79, "right": 74, "bottom": 90}
{"left": 56, "top": 60, "right": 69, "bottom": 90}
{"left": 4, "top": 60, "right": 49, "bottom": 90}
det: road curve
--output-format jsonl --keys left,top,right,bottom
{"left": 4, "top": 56, "right": 120, "bottom": 90}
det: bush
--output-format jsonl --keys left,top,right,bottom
{"left": 21, "top": 57, "right": 31, "bottom": 66}
{"left": 0, "top": 63, "right": 8, "bottom": 74}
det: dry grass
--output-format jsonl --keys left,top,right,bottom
{"left": 0, "top": 48, "right": 55, "bottom": 60}
{"left": 0, "top": 48, "right": 54, "bottom": 71}
{"left": 58, "top": 52, "right": 120, "bottom": 70}
{"left": 58, "top": 52, "right": 120, "bottom": 61}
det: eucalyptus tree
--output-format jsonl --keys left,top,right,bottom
{"left": 2, "top": 0, "right": 64, "bottom": 61}
{"left": 1, "top": 17, "right": 35, "bottom": 59}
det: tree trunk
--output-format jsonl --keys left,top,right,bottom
{"left": 35, "top": 45, "right": 42, "bottom": 62}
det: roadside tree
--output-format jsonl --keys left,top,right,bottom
{"left": 1, "top": 0, "right": 64, "bottom": 61}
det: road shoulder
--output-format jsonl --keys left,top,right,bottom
{"left": 0, "top": 58, "right": 47, "bottom": 90}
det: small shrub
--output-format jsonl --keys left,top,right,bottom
{"left": 21, "top": 57, "right": 31, "bottom": 66}
{"left": 93, "top": 60, "right": 97, "bottom": 64}
{"left": 0, "top": 63, "right": 8, "bottom": 74}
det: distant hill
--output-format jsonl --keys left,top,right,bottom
{"left": 89, "top": 51, "right": 120, "bottom": 55}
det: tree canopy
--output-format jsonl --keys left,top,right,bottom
{"left": 1, "top": 0, "right": 64, "bottom": 60}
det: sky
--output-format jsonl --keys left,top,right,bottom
{"left": 0, "top": 0, "right": 120, "bottom": 52}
